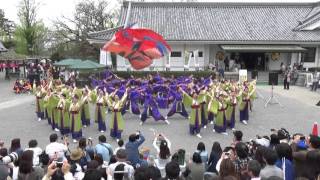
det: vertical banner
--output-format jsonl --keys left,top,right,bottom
{"left": 194, "top": 50, "right": 199, "bottom": 71}
{"left": 165, "top": 55, "right": 171, "bottom": 71}
{"left": 184, "top": 51, "right": 191, "bottom": 70}
{"left": 239, "top": 69, "right": 248, "bottom": 83}
{"left": 99, "top": 49, "right": 107, "bottom": 65}
{"left": 106, "top": 52, "right": 112, "bottom": 66}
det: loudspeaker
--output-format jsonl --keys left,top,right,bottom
{"left": 269, "top": 72, "right": 278, "bottom": 85}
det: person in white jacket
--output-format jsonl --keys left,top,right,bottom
{"left": 25, "top": 139, "right": 43, "bottom": 167}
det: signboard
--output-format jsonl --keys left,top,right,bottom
{"left": 239, "top": 69, "right": 248, "bottom": 83}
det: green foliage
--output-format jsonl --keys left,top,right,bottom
{"left": 14, "top": 0, "right": 47, "bottom": 55}
{"left": 0, "top": 9, "right": 15, "bottom": 42}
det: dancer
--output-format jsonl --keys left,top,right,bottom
{"left": 34, "top": 85, "right": 45, "bottom": 121}
{"left": 92, "top": 89, "right": 108, "bottom": 133}
{"left": 225, "top": 92, "right": 237, "bottom": 130}
{"left": 107, "top": 89, "right": 128, "bottom": 139}
{"left": 51, "top": 91, "right": 60, "bottom": 131}
{"left": 81, "top": 87, "right": 91, "bottom": 127}
{"left": 199, "top": 88, "right": 209, "bottom": 128}
{"left": 57, "top": 94, "right": 71, "bottom": 135}
{"left": 43, "top": 90, "right": 52, "bottom": 126}
{"left": 212, "top": 92, "right": 228, "bottom": 135}
{"left": 180, "top": 87, "right": 202, "bottom": 138}
{"left": 69, "top": 94, "right": 83, "bottom": 143}
{"left": 140, "top": 91, "right": 168, "bottom": 125}
{"left": 239, "top": 82, "right": 254, "bottom": 125}
{"left": 166, "top": 86, "right": 188, "bottom": 119}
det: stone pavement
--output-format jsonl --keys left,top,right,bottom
{"left": 0, "top": 72, "right": 319, "bottom": 159}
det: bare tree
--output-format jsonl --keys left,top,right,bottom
{"left": 53, "top": 0, "right": 119, "bottom": 42}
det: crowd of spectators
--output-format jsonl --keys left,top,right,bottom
{"left": 0, "top": 126, "right": 320, "bottom": 180}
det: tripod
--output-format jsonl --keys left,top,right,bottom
{"left": 264, "top": 84, "right": 283, "bottom": 108}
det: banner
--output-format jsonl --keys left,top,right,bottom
{"left": 106, "top": 52, "right": 112, "bottom": 66}
{"left": 239, "top": 69, "right": 248, "bottom": 83}
{"left": 99, "top": 49, "right": 107, "bottom": 65}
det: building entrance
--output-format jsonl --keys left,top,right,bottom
{"left": 239, "top": 53, "right": 265, "bottom": 70}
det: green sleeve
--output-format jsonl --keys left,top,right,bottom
{"left": 208, "top": 98, "right": 218, "bottom": 114}
{"left": 182, "top": 92, "right": 192, "bottom": 107}
{"left": 90, "top": 90, "right": 97, "bottom": 103}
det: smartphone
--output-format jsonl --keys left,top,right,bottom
{"left": 56, "top": 157, "right": 63, "bottom": 168}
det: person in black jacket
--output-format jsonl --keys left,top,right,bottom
{"left": 207, "top": 142, "right": 222, "bottom": 174}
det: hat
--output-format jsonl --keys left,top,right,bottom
{"left": 70, "top": 148, "right": 83, "bottom": 161}
{"left": 312, "top": 122, "right": 318, "bottom": 136}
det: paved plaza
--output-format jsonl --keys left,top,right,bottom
{"left": 0, "top": 73, "right": 319, "bottom": 158}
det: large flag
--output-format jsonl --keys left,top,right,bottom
{"left": 102, "top": 27, "right": 171, "bottom": 70}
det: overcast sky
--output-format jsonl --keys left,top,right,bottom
{"left": 2, "top": 0, "right": 319, "bottom": 27}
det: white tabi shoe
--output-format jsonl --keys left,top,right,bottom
{"left": 140, "top": 122, "right": 144, "bottom": 126}
{"left": 165, "top": 116, "right": 168, "bottom": 120}
{"left": 196, "top": 134, "right": 202, "bottom": 138}
{"left": 38, "top": 118, "right": 41, "bottom": 121}
{"left": 232, "top": 128, "right": 236, "bottom": 131}
{"left": 100, "top": 130, "right": 104, "bottom": 133}
{"left": 165, "top": 120, "right": 170, "bottom": 125}
{"left": 212, "top": 129, "right": 216, "bottom": 133}
{"left": 73, "top": 139, "right": 77, "bottom": 143}
{"left": 54, "top": 128, "right": 60, "bottom": 132}
{"left": 83, "top": 125, "right": 87, "bottom": 128}
{"left": 210, "top": 121, "right": 214, "bottom": 125}
{"left": 242, "top": 120, "right": 248, "bottom": 125}
{"left": 204, "top": 125, "right": 207, "bottom": 129}
{"left": 221, "top": 132, "right": 228, "bottom": 136}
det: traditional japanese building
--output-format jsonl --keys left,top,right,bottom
{"left": 88, "top": 1, "right": 320, "bottom": 72}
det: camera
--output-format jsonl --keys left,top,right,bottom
{"left": 55, "top": 157, "right": 63, "bottom": 168}
{"left": 0, "top": 152, "right": 19, "bottom": 164}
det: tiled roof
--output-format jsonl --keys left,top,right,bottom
{"left": 88, "top": 26, "right": 124, "bottom": 42}
{"left": 89, "top": 1, "right": 320, "bottom": 43}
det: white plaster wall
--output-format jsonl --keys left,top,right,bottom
{"left": 266, "top": 52, "right": 290, "bottom": 71}
{"left": 116, "top": 56, "right": 128, "bottom": 71}
{"left": 208, "top": 44, "right": 231, "bottom": 66}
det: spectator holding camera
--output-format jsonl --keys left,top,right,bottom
{"left": 153, "top": 133, "right": 171, "bottom": 168}
{"left": 45, "top": 133, "right": 68, "bottom": 160}
{"left": 42, "top": 160, "right": 73, "bottom": 180}
{"left": 126, "top": 131, "right": 146, "bottom": 167}
{"left": 95, "top": 135, "right": 113, "bottom": 164}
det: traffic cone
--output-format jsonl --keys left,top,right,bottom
{"left": 312, "top": 122, "right": 318, "bottom": 136}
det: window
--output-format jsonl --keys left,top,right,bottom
{"left": 190, "top": 51, "right": 203, "bottom": 57}
{"left": 301, "top": 47, "right": 316, "bottom": 63}
{"left": 170, "top": 51, "right": 182, "bottom": 57}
